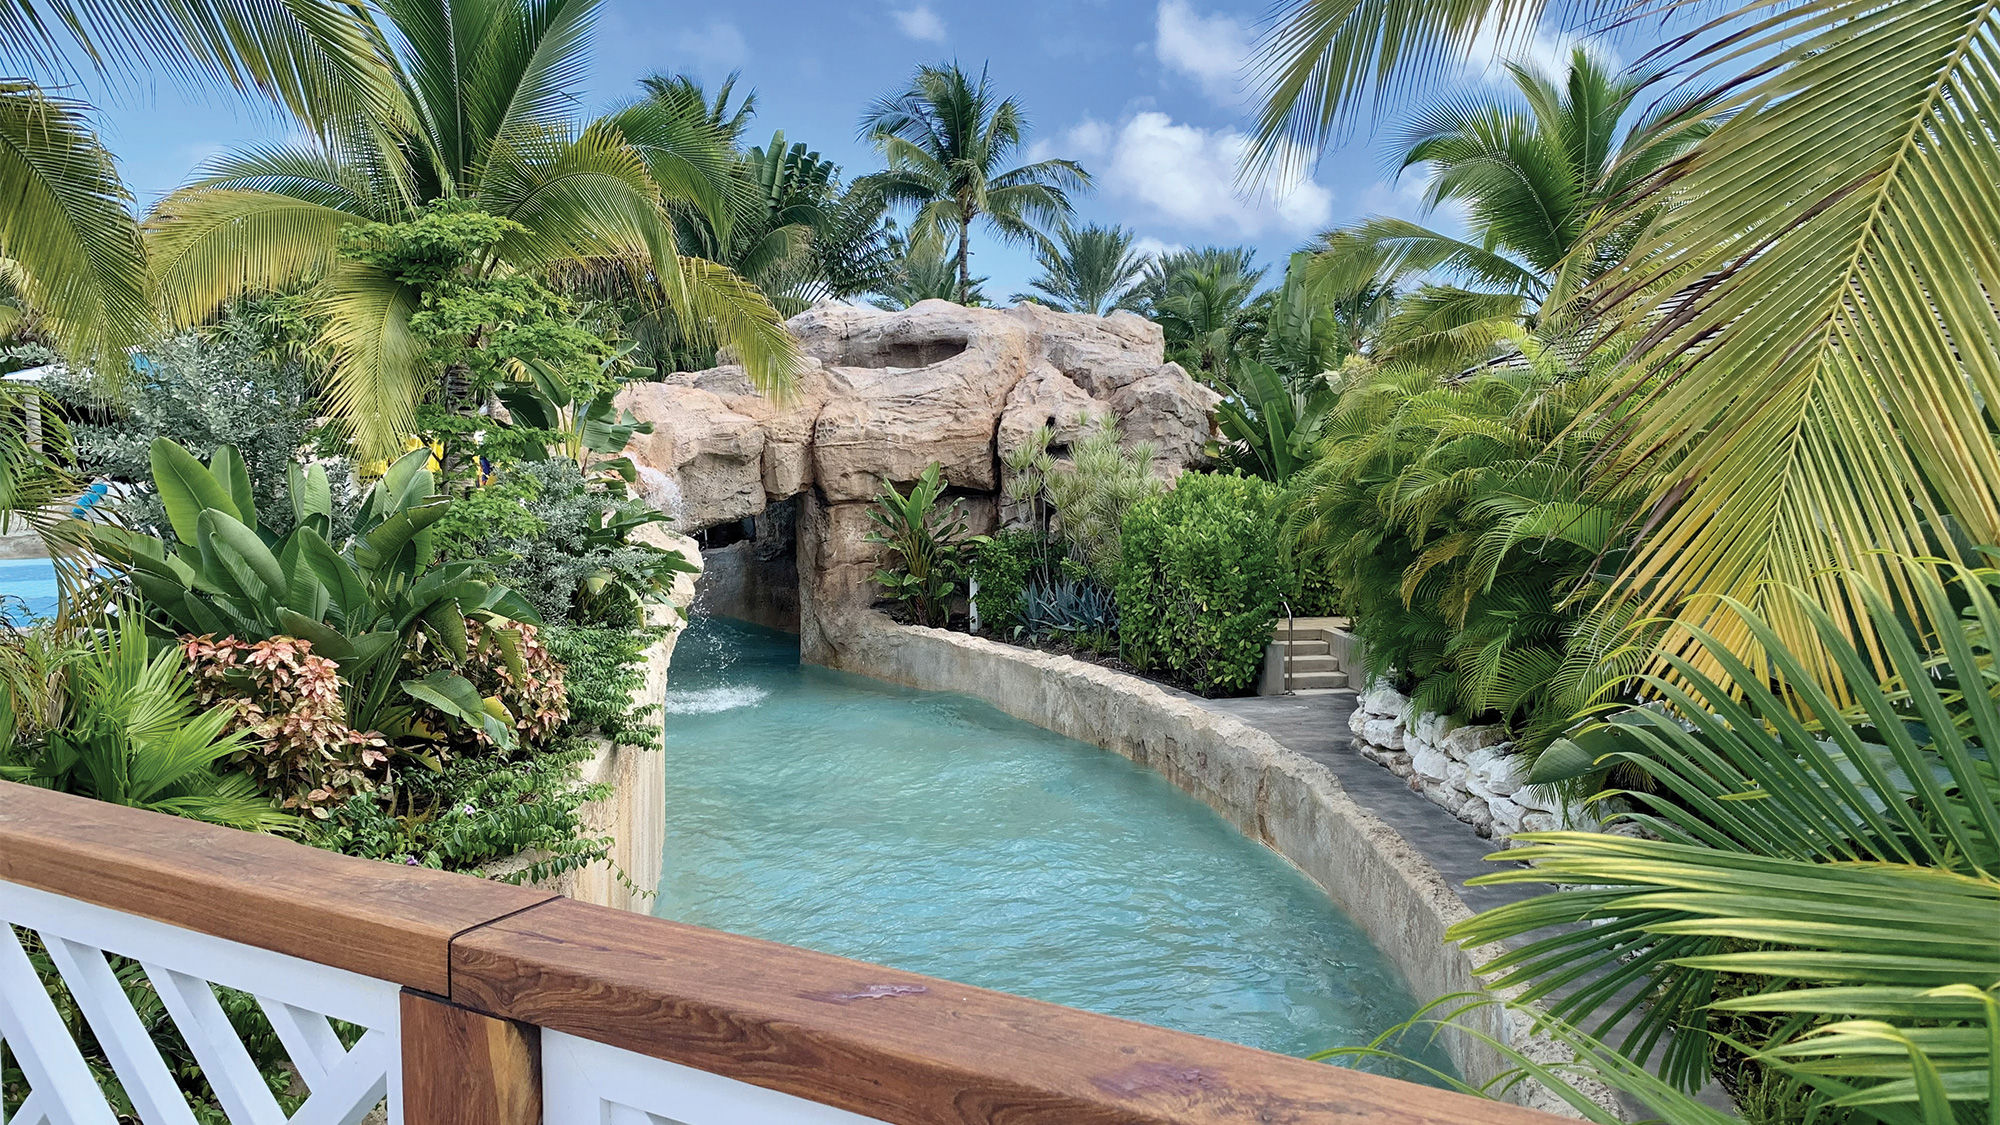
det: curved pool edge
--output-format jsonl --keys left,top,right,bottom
{"left": 810, "top": 611, "right": 1605, "bottom": 1119}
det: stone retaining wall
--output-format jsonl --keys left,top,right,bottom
{"left": 1348, "top": 682, "right": 1595, "bottom": 841}
{"left": 489, "top": 532, "right": 700, "bottom": 912}
{"left": 811, "top": 611, "right": 1600, "bottom": 1116}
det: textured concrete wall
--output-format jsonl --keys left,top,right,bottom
{"left": 812, "top": 613, "right": 1596, "bottom": 1115}
{"left": 491, "top": 534, "right": 700, "bottom": 912}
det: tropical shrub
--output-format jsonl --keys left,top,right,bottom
{"left": 308, "top": 741, "right": 610, "bottom": 881}
{"left": 0, "top": 614, "right": 291, "bottom": 832}
{"left": 866, "top": 462, "right": 975, "bottom": 627}
{"left": 969, "top": 529, "right": 1052, "bottom": 635}
{"left": 84, "top": 439, "right": 535, "bottom": 751}
{"left": 312, "top": 623, "right": 660, "bottom": 879}
{"left": 542, "top": 624, "right": 663, "bottom": 749}
{"left": 1285, "top": 349, "right": 1654, "bottom": 754}
{"left": 1118, "top": 473, "right": 1284, "bottom": 695}
{"left": 48, "top": 320, "right": 323, "bottom": 538}
{"left": 407, "top": 620, "right": 569, "bottom": 754}
{"left": 1452, "top": 557, "right": 2000, "bottom": 1119}
{"left": 1043, "top": 421, "right": 1161, "bottom": 585}
{"left": 433, "top": 459, "right": 695, "bottom": 628}
{"left": 182, "top": 635, "right": 388, "bottom": 818}
{"left": 1214, "top": 357, "right": 1333, "bottom": 484}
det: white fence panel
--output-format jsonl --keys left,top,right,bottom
{"left": 0, "top": 880, "right": 401, "bottom": 1125}
{"left": 542, "top": 1031, "right": 894, "bottom": 1125}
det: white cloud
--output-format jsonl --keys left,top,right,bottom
{"left": 1460, "top": 21, "right": 1613, "bottom": 83}
{"left": 1027, "top": 117, "right": 1112, "bottom": 163}
{"left": 891, "top": 5, "right": 947, "bottom": 43}
{"left": 1100, "top": 112, "right": 1332, "bottom": 238}
{"left": 1132, "top": 236, "right": 1186, "bottom": 264}
{"left": 673, "top": 20, "right": 747, "bottom": 66}
{"left": 1154, "top": 0, "right": 1256, "bottom": 106}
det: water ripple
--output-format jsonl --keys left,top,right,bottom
{"left": 653, "top": 617, "right": 1454, "bottom": 1079}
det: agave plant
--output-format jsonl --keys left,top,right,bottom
{"left": 1015, "top": 578, "right": 1118, "bottom": 645}
{"left": 84, "top": 439, "right": 531, "bottom": 748}
{"left": 1452, "top": 555, "right": 2000, "bottom": 1119}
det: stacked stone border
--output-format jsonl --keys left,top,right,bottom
{"left": 1349, "top": 681, "right": 1596, "bottom": 842}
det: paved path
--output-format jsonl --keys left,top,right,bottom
{"left": 1187, "top": 690, "right": 1539, "bottom": 919}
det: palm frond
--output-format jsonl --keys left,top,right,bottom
{"left": 315, "top": 260, "right": 425, "bottom": 459}
{"left": 0, "top": 83, "right": 150, "bottom": 361}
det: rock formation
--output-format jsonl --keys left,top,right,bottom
{"left": 616, "top": 300, "right": 1219, "bottom": 649}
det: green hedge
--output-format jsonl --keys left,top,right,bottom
{"left": 1116, "top": 473, "right": 1283, "bottom": 695}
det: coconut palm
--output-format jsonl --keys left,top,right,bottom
{"left": 1121, "top": 247, "right": 1266, "bottom": 384}
{"left": 1252, "top": 0, "right": 2000, "bottom": 688}
{"left": 0, "top": 1, "right": 393, "bottom": 363}
{"left": 1011, "top": 223, "right": 1147, "bottom": 316}
{"left": 145, "top": 0, "right": 796, "bottom": 460}
{"left": 1307, "top": 50, "right": 1708, "bottom": 369}
{"left": 1452, "top": 556, "right": 2000, "bottom": 1116}
{"left": 635, "top": 70, "right": 758, "bottom": 149}
{"left": 872, "top": 233, "right": 989, "bottom": 309}
{"left": 858, "top": 62, "right": 1091, "bottom": 304}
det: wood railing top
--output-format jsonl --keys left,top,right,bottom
{"left": 0, "top": 782, "right": 553, "bottom": 994}
{"left": 0, "top": 780, "right": 1565, "bottom": 1125}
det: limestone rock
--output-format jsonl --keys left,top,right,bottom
{"left": 1465, "top": 746, "right": 1527, "bottom": 800}
{"left": 1409, "top": 744, "right": 1451, "bottom": 783}
{"left": 1361, "top": 717, "right": 1406, "bottom": 751}
{"left": 1360, "top": 683, "right": 1409, "bottom": 720}
{"left": 1412, "top": 712, "right": 1460, "bottom": 749}
{"left": 1440, "top": 724, "right": 1506, "bottom": 762}
{"left": 813, "top": 362, "right": 1009, "bottom": 501}
{"left": 1488, "top": 795, "right": 1527, "bottom": 836}
{"left": 997, "top": 360, "right": 1108, "bottom": 465}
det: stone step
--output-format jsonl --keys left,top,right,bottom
{"left": 1277, "top": 638, "right": 1330, "bottom": 657}
{"left": 1285, "top": 670, "right": 1350, "bottom": 691}
{"left": 1287, "top": 654, "right": 1343, "bottom": 673}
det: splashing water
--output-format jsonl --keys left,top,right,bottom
{"left": 653, "top": 617, "right": 1454, "bottom": 1078}
{"left": 659, "top": 685, "right": 770, "bottom": 715}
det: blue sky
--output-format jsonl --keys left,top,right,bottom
{"left": 89, "top": 0, "right": 1621, "bottom": 299}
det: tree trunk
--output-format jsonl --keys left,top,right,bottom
{"left": 956, "top": 212, "right": 974, "bottom": 305}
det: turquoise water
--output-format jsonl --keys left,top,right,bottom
{"left": 0, "top": 557, "right": 58, "bottom": 622}
{"left": 655, "top": 617, "right": 1448, "bottom": 1069}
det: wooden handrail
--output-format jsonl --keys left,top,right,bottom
{"left": 0, "top": 782, "right": 551, "bottom": 994}
{"left": 0, "top": 781, "right": 1565, "bottom": 1124}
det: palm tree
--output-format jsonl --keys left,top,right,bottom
{"left": 872, "top": 232, "right": 989, "bottom": 309}
{"left": 144, "top": 0, "right": 796, "bottom": 460}
{"left": 1120, "top": 247, "right": 1266, "bottom": 384}
{"left": 635, "top": 70, "right": 758, "bottom": 149}
{"left": 1011, "top": 223, "right": 1147, "bottom": 315}
{"left": 858, "top": 62, "right": 1090, "bottom": 304}
{"left": 0, "top": 1, "right": 394, "bottom": 363}
{"left": 1252, "top": 0, "right": 2000, "bottom": 687}
{"left": 1308, "top": 50, "right": 1708, "bottom": 369}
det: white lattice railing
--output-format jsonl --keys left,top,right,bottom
{"left": 0, "top": 880, "right": 400, "bottom": 1125}
{"left": 0, "top": 781, "right": 1560, "bottom": 1125}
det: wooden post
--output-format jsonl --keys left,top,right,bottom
{"left": 401, "top": 990, "right": 541, "bottom": 1125}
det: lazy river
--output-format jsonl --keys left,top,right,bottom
{"left": 654, "top": 616, "right": 1449, "bottom": 1071}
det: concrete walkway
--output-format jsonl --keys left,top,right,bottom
{"left": 1187, "top": 689, "right": 1539, "bottom": 919}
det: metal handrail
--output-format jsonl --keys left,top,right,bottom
{"left": 1277, "top": 595, "right": 1295, "bottom": 695}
